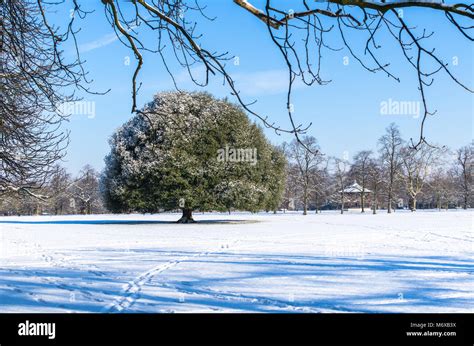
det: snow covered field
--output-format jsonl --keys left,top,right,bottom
{"left": 0, "top": 210, "right": 472, "bottom": 313}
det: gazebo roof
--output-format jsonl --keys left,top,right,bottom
{"left": 343, "top": 180, "right": 372, "bottom": 193}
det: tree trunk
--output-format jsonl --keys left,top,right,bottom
{"left": 177, "top": 208, "right": 195, "bottom": 223}
{"left": 387, "top": 189, "right": 392, "bottom": 213}
{"left": 411, "top": 197, "right": 416, "bottom": 212}
{"left": 373, "top": 188, "right": 377, "bottom": 215}
{"left": 361, "top": 192, "right": 365, "bottom": 213}
{"left": 340, "top": 192, "right": 344, "bottom": 214}
{"left": 303, "top": 190, "right": 308, "bottom": 215}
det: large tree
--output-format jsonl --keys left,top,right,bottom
{"left": 284, "top": 136, "right": 324, "bottom": 215}
{"left": 311, "top": 158, "right": 330, "bottom": 214}
{"left": 69, "top": 165, "right": 103, "bottom": 215}
{"left": 47, "top": 165, "right": 72, "bottom": 215}
{"left": 399, "top": 143, "right": 446, "bottom": 211}
{"left": 280, "top": 162, "right": 300, "bottom": 212}
{"left": 453, "top": 143, "right": 473, "bottom": 209}
{"left": 101, "top": 91, "right": 286, "bottom": 222}
{"left": 378, "top": 123, "right": 403, "bottom": 213}
{"left": 426, "top": 167, "right": 456, "bottom": 210}
{"left": 264, "top": 146, "right": 287, "bottom": 213}
{"left": 367, "top": 158, "right": 384, "bottom": 214}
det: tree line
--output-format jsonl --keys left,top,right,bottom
{"left": 282, "top": 124, "right": 473, "bottom": 214}
{"left": 0, "top": 165, "right": 105, "bottom": 216}
{"left": 1, "top": 119, "right": 471, "bottom": 217}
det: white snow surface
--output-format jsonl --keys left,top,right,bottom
{"left": 0, "top": 210, "right": 472, "bottom": 313}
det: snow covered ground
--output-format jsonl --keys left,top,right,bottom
{"left": 0, "top": 210, "right": 472, "bottom": 313}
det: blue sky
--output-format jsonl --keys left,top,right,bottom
{"left": 53, "top": 1, "right": 472, "bottom": 174}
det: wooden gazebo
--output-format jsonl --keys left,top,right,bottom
{"left": 342, "top": 180, "right": 372, "bottom": 210}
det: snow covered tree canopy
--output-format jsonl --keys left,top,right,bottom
{"left": 101, "top": 91, "right": 286, "bottom": 222}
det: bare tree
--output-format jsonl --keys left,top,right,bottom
{"left": 0, "top": 164, "right": 108, "bottom": 215}
{"left": 378, "top": 123, "right": 403, "bottom": 213}
{"left": 367, "top": 158, "right": 384, "bottom": 214}
{"left": 399, "top": 144, "right": 446, "bottom": 211}
{"left": 311, "top": 158, "right": 330, "bottom": 214}
{"left": 47, "top": 166, "right": 72, "bottom": 215}
{"left": 426, "top": 167, "right": 456, "bottom": 210}
{"left": 94, "top": 0, "right": 473, "bottom": 147}
{"left": 281, "top": 162, "right": 300, "bottom": 212}
{"left": 0, "top": 191, "right": 21, "bottom": 215}
{"left": 68, "top": 165, "right": 102, "bottom": 215}
{"left": 350, "top": 150, "right": 373, "bottom": 212}
{"left": 0, "top": 0, "right": 100, "bottom": 197}
{"left": 332, "top": 157, "right": 350, "bottom": 214}
{"left": 285, "top": 136, "right": 324, "bottom": 215}
{"left": 454, "top": 142, "right": 473, "bottom": 209}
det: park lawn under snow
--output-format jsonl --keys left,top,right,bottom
{"left": 0, "top": 210, "right": 472, "bottom": 313}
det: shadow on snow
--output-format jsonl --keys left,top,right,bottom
{"left": 1, "top": 249, "right": 472, "bottom": 313}
{"left": 0, "top": 219, "right": 256, "bottom": 225}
